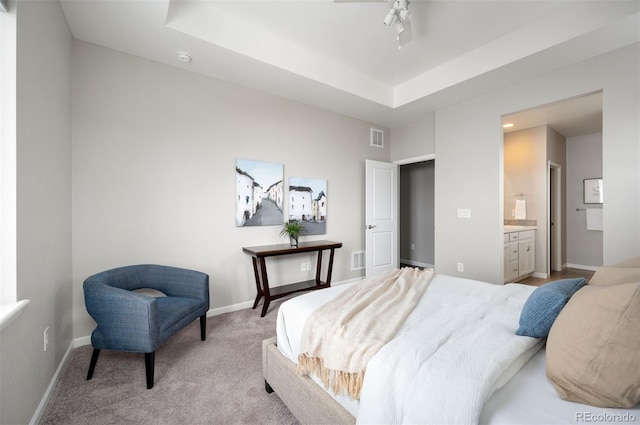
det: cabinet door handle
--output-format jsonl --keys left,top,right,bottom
{"left": 526, "top": 246, "right": 531, "bottom": 252}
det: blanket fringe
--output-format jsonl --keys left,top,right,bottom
{"left": 297, "top": 353, "right": 365, "bottom": 400}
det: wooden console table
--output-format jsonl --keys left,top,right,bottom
{"left": 242, "top": 240, "right": 342, "bottom": 317}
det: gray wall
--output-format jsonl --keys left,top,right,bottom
{"left": 0, "top": 1, "right": 73, "bottom": 424}
{"left": 567, "top": 132, "right": 603, "bottom": 268}
{"left": 399, "top": 161, "right": 435, "bottom": 267}
{"left": 390, "top": 112, "right": 435, "bottom": 162}
{"left": 71, "top": 40, "right": 390, "bottom": 339}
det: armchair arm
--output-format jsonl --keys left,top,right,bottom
{"left": 147, "top": 265, "right": 209, "bottom": 305}
{"left": 83, "top": 280, "right": 159, "bottom": 352}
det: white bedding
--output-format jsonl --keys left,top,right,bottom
{"left": 276, "top": 273, "right": 640, "bottom": 424}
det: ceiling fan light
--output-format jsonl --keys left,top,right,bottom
{"left": 383, "top": 9, "right": 396, "bottom": 26}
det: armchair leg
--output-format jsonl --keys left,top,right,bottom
{"left": 145, "top": 352, "right": 155, "bottom": 389}
{"left": 200, "top": 315, "right": 206, "bottom": 341}
{"left": 87, "top": 349, "right": 100, "bottom": 380}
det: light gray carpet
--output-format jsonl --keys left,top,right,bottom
{"left": 39, "top": 303, "right": 299, "bottom": 425}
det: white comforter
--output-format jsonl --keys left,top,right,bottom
{"left": 277, "top": 273, "right": 543, "bottom": 425}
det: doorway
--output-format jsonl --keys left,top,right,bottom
{"left": 502, "top": 91, "right": 603, "bottom": 278}
{"left": 365, "top": 155, "right": 435, "bottom": 276}
{"left": 399, "top": 158, "right": 435, "bottom": 269}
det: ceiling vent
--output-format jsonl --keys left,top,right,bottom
{"left": 370, "top": 128, "right": 384, "bottom": 148}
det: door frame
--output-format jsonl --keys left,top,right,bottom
{"left": 364, "top": 154, "right": 436, "bottom": 277}
{"left": 396, "top": 154, "right": 436, "bottom": 269}
{"left": 548, "top": 161, "right": 563, "bottom": 274}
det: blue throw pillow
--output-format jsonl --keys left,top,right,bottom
{"left": 516, "top": 277, "right": 586, "bottom": 338}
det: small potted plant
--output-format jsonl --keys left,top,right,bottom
{"left": 280, "top": 220, "right": 307, "bottom": 247}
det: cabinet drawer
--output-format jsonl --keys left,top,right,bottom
{"left": 509, "top": 260, "right": 520, "bottom": 280}
{"left": 509, "top": 233, "right": 519, "bottom": 241}
{"left": 519, "top": 230, "right": 535, "bottom": 240}
{"left": 509, "top": 241, "right": 519, "bottom": 261}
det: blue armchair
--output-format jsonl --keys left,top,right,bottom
{"left": 83, "top": 264, "right": 210, "bottom": 389}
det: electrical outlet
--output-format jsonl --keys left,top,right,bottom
{"left": 301, "top": 262, "right": 306, "bottom": 271}
{"left": 457, "top": 262, "right": 464, "bottom": 273}
{"left": 411, "top": 243, "right": 415, "bottom": 250}
{"left": 44, "top": 327, "right": 49, "bottom": 351}
{"left": 306, "top": 261, "right": 312, "bottom": 271}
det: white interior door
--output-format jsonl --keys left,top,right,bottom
{"left": 365, "top": 160, "right": 399, "bottom": 277}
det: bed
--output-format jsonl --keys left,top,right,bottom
{"left": 263, "top": 264, "right": 640, "bottom": 425}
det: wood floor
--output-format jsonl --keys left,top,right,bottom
{"left": 517, "top": 267, "right": 595, "bottom": 286}
{"left": 399, "top": 264, "right": 595, "bottom": 287}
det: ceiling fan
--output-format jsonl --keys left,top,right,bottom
{"left": 334, "top": 0, "right": 413, "bottom": 49}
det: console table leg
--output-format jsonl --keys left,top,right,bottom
{"left": 260, "top": 299, "right": 271, "bottom": 317}
{"left": 326, "top": 248, "right": 336, "bottom": 285}
{"left": 259, "top": 257, "right": 271, "bottom": 317}
{"left": 251, "top": 257, "right": 263, "bottom": 309}
{"left": 315, "top": 250, "right": 323, "bottom": 285}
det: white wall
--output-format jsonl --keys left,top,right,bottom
{"left": 390, "top": 113, "right": 435, "bottom": 162}
{"left": 567, "top": 132, "right": 603, "bottom": 268}
{"left": 71, "top": 41, "right": 390, "bottom": 339}
{"left": 503, "top": 126, "right": 546, "bottom": 223}
{"left": 0, "top": 1, "right": 73, "bottom": 424}
{"left": 434, "top": 44, "right": 639, "bottom": 283}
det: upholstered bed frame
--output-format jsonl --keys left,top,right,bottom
{"left": 262, "top": 258, "right": 640, "bottom": 424}
{"left": 262, "top": 337, "right": 354, "bottom": 425}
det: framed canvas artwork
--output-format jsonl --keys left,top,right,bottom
{"left": 236, "top": 159, "right": 284, "bottom": 226}
{"left": 288, "top": 177, "right": 327, "bottom": 235}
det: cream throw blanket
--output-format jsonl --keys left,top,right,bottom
{"left": 297, "top": 267, "right": 434, "bottom": 400}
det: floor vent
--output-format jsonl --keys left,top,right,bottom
{"left": 370, "top": 128, "right": 384, "bottom": 148}
{"left": 351, "top": 250, "right": 365, "bottom": 271}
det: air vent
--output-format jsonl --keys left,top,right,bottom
{"left": 351, "top": 250, "right": 365, "bottom": 271}
{"left": 370, "top": 128, "right": 384, "bottom": 148}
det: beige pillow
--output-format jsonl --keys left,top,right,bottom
{"left": 546, "top": 281, "right": 640, "bottom": 408}
{"left": 589, "top": 266, "right": 640, "bottom": 286}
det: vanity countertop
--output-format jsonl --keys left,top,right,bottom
{"left": 504, "top": 225, "right": 537, "bottom": 233}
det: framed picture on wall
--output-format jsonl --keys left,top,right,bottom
{"left": 583, "top": 178, "right": 603, "bottom": 204}
{"left": 235, "top": 159, "right": 284, "bottom": 227}
{"left": 288, "top": 177, "right": 327, "bottom": 235}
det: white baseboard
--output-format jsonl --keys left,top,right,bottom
{"left": 29, "top": 340, "right": 74, "bottom": 425}
{"left": 207, "top": 300, "right": 254, "bottom": 317}
{"left": 566, "top": 263, "right": 600, "bottom": 272}
{"left": 533, "top": 272, "right": 548, "bottom": 279}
